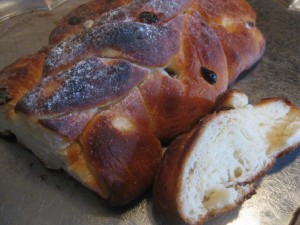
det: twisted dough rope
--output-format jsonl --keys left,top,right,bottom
{"left": 0, "top": 0, "right": 265, "bottom": 205}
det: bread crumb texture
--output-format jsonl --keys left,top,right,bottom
{"left": 176, "top": 95, "right": 300, "bottom": 224}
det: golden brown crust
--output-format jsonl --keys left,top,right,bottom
{"left": 197, "top": 0, "right": 257, "bottom": 19}
{"left": 66, "top": 142, "right": 105, "bottom": 195}
{"left": 193, "top": 0, "right": 265, "bottom": 83}
{"left": 48, "top": 0, "right": 265, "bottom": 84}
{"left": 137, "top": 8, "right": 229, "bottom": 141}
{"left": 16, "top": 58, "right": 150, "bottom": 116}
{"left": 45, "top": 17, "right": 184, "bottom": 76}
{"left": 0, "top": 47, "right": 48, "bottom": 112}
{"left": 0, "top": 0, "right": 266, "bottom": 206}
{"left": 39, "top": 110, "right": 96, "bottom": 140}
{"left": 139, "top": 73, "right": 215, "bottom": 142}
{"left": 214, "top": 89, "right": 248, "bottom": 111}
{"left": 180, "top": 8, "right": 229, "bottom": 89}
{"left": 80, "top": 89, "right": 162, "bottom": 205}
{"left": 153, "top": 126, "right": 200, "bottom": 223}
{"left": 214, "top": 23, "right": 265, "bottom": 83}
{"left": 255, "top": 97, "right": 293, "bottom": 107}
{"left": 49, "top": 0, "right": 192, "bottom": 44}
{"left": 49, "top": 0, "right": 133, "bottom": 45}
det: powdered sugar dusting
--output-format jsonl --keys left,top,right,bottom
{"left": 94, "top": 0, "right": 192, "bottom": 26}
{"left": 140, "top": 0, "right": 192, "bottom": 18}
{"left": 44, "top": 19, "right": 182, "bottom": 74}
{"left": 39, "top": 108, "right": 97, "bottom": 139}
{"left": 18, "top": 57, "right": 150, "bottom": 116}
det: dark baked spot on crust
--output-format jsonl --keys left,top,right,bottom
{"left": 49, "top": 0, "right": 134, "bottom": 44}
{"left": 44, "top": 18, "right": 183, "bottom": 75}
{"left": 17, "top": 58, "right": 149, "bottom": 116}
{"left": 110, "top": 61, "right": 131, "bottom": 87}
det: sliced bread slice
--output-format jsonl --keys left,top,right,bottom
{"left": 153, "top": 89, "right": 300, "bottom": 225}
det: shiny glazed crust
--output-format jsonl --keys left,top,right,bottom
{"left": 0, "top": 0, "right": 265, "bottom": 205}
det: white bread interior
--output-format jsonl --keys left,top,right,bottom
{"left": 0, "top": 105, "right": 70, "bottom": 169}
{"left": 178, "top": 91, "right": 300, "bottom": 224}
{"left": 0, "top": 105, "right": 107, "bottom": 197}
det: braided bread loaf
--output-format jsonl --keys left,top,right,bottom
{"left": 0, "top": 0, "right": 265, "bottom": 205}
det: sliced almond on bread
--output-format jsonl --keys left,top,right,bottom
{"left": 153, "top": 89, "right": 300, "bottom": 225}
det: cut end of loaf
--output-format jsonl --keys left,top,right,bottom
{"left": 180, "top": 96, "right": 300, "bottom": 224}
{"left": 154, "top": 90, "right": 300, "bottom": 225}
{"left": 0, "top": 106, "right": 70, "bottom": 169}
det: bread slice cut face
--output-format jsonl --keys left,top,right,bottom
{"left": 153, "top": 90, "right": 300, "bottom": 225}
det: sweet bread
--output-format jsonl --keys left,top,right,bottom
{"left": 0, "top": 0, "right": 265, "bottom": 205}
{"left": 153, "top": 90, "right": 300, "bottom": 224}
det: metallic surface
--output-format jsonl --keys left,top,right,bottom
{"left": 0, "top": 0, "right": 299, "bottom": 224}
{"left": 0, "top": 0, "right": 67, "bottom": 22}
{"left": 274, "top": 0, "right": 300, "bottom": 10}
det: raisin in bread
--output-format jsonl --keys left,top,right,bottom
{"left": 0, "top": 0, "right": 265, "bottom": 205}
